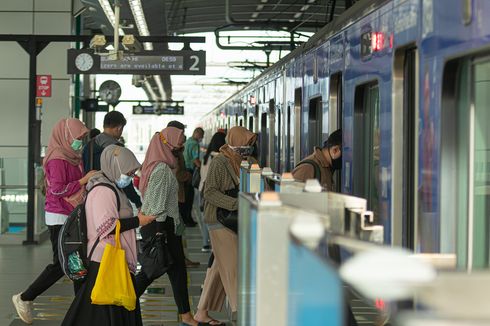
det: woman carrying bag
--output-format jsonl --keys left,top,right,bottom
{"left": 62, "top": 145, "right": 155, "bottom": 326}
{"left": 12, "top": 118, "right": 96, "bottom": 325}
{"left": 194, "top": 126, "right": 257, "bottom": 324}
{"left": 134, "top": 126, "right": 198, "bottom": 326}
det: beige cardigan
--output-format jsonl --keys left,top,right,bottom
{"left": 203, "top": 154, "right": 239, "bottom": 224}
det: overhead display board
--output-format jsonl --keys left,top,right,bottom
{"left": 67, "top": 49, "right": 205, "bottom": 75}
{"left": 133, "top": 104, "right": 184, "bottom": 115}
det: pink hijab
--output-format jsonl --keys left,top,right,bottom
{"left": 43, "top": 118, "right": 89, "bottom": 167}
{"left": 139, "top": 126, "right": 184, "bottom": 197}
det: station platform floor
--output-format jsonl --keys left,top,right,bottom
{"left": 0, "top": 226, "right": 233, "bottom": 325}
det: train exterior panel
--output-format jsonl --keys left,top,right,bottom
{"left": 201, "top": 0, "right": 490, "bottom": 270}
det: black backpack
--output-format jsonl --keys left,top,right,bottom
{"left": 82, "top": 138, "right": 105, "bottom": 172}
{"left": 295, "top": 159, "right": 322, "bottom": 183}
{"left": 58, "top": 183, "right": 120, "bottom": 281}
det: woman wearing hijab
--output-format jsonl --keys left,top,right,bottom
{"left": 197, "top": 131, "right": 226, "bottom": 252}
{"left": 12, "top": 118, "right": 96, "bottom": 324}
{"left": 135, "top": 126, "right": 197, "bottom": 326}
{"left": 62, "top": 145, "right": 155, "bottom": 326}
{"left": 193, "top": 126, "right": 257, "bottom": 324}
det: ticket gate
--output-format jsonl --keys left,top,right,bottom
{"left": 237, "top": 191, "right": 383, "bottom": 326}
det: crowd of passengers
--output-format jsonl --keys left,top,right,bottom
{"left": 11, "top": 111, "right": 342, "bottom": 326}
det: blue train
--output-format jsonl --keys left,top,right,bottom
{"left": 201, "top": 0, "right": 490, "bottom": 270}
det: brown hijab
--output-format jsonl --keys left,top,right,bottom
{"left": 219, "top": 126, "right": 257, "bottom": 175}
{"left": 43, "top": 118, "right": 89, "bottom": 167}
{"left": 139, "top": 126, "right": 184, "bottom": 197}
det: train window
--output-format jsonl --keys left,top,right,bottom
{"left": 329, "top": 73, "right": 343, "bottom": 192}
{"left": 276, "top": 107, "right": 282, "bottom": 173}
{"left": 249, "top": 116, "right": 254, "bottom": 132}
{"left": 286, "top": 105, "right": 292, "bottom": 171}
{"left": 260, "top": 112, "right": 269, "bottom": 168}
{"left": 294, "top": 88, "right": 302, "bottom": 164}
{"left": 308, "top": 97, "right": 322, "bottom": 154}
{"left": 442, "top": 57, "right": 490, "bottom": 269}
{"left": 353, "top": 82, "right": 380, "bottom": 222}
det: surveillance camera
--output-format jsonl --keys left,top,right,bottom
{"left": 90, "top": 35, "right": 106, "bottom": 50}
{"left": 122, "top": 35, "right": 142, "bottom": 52}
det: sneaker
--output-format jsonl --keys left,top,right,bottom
{"left": 201, "top": 245, "right": 211, "bottom": 253}
{"left": 12, "top": 293, "right": 33, "bottom": 324}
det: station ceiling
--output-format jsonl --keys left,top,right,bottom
{"left": 80, "top": 0, "right": 360, "bottom": 37}
{"left": 78, "top": 0, "right": 360, "bottom": 102}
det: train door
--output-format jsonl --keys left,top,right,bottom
{"left": 308, "top": 97, "right": 322, "bottom": 154}
{"left": 353, "top": 82, "right": 381, "bottom": 222}
{"left": 329, "top": 73, "right": 343, "bottom": 192}
{"left": 294, "top": 88, "right": 302, "bottom": 165}
{"left": 393, "top": 47, "right": 418, "bottom": 249}
{"left": 441, "top": 56, "right": 490, "bottom": 270}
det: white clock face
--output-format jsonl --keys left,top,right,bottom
{"left": 75, "top": 53, "right": 94, "bottom": 72}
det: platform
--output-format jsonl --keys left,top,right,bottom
{"left": 0, "top": 227, "right": 232, "bottom": 325}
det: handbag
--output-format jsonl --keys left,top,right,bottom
{"left": 192, "top": 167, "right": 201, "bottom": 189}
{"left": 91, "top": 220, "right": 137, "bottom": 311}
{"left": 216, "top": 183, "right": 239, "bottom": 233}
{"left": 139, "top": 232, "right": 174, "bottom": 280}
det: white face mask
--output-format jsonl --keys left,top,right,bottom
{"left": 115, "top": 156, "right": 132, "bottom": 189}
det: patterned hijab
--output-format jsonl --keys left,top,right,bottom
{"left": 139, "top": 126, "right": 184, "bottom": 197}
{"left": 43, "top": 118, "right": 89, "bottom": 167}
{"left": 220, "top": 126, "right": 257, "bottom": 175}
{"left": 86, "top": 145, "right": 141, "bottom": 273}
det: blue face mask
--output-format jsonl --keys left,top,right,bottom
{"left": 115, "top": 174, "right": 132, "bottom": 189}
{"left": 71, "top": 139, "right": 83, "bottom": 152}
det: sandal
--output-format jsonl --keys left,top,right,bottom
{"left": 202, "top": 319, "right": 225, "bottom": 325}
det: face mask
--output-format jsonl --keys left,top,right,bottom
{"left": 230, "top": 145, "right": 254, "bottom": 158}
{"left": 71, "top": 139, "right": 83, "bottom": 152}
{"left": 115, "top": 174, "right": 132, "bottom": 189}
{"left": 332, "top": 156, "right": 342, "bottom": 171}
{"left": 114, "top": 156, "right": 133, "bottom": 188}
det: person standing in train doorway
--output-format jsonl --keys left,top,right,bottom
{"left": 292, "top": 129, "right": 342, "bottom": 190}
{"left": 182, "top": 127, "right": 204, "bottom": 227}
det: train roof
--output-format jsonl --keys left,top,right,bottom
{"left": 206, "top": 0, "right": 390, "bottom": 117}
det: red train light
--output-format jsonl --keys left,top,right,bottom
{"left": 371, "top": 32, "right": 384, "bottom": 52}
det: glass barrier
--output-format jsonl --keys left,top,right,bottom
{"left": 0, "top": 150, "right": 46, "bottom": 239}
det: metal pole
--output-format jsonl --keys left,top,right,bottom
{"left": 24, "top": 37, "right": 38, "bottom": 245}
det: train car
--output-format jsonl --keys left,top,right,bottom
{"left": 201, "top": 0, "right": 490, "bottom": 270}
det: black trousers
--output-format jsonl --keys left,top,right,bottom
{"left": 181, "top": 172, "right": 195, "bottom": 225}
{"left": 21, "top": 225, "right": 81, "bottom": 301}
{"left": 135, "top": 219, "right": 191, "bottom": 314}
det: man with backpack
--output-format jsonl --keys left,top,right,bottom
{"left": 82, "top": 111, "right": 142, "bottom": 208}
{"left": 292, "top": 129, "right": 342, "bottom": 191}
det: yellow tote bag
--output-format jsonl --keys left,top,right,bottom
{"left": 91, "top": 220, "right": 137, "bottom": 311}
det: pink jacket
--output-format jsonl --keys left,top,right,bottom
{"left": 44, "top": 159, "right": 83, "bottom": 215}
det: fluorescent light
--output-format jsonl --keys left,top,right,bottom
{"left": 128, "top": 0, "right": 154, "bottom": 51}
{"left": 261, "top": 0, "right": 268, "bottom": 3}
{"left": 294, "top": 12, "right": 302, "bottom": 18}
{"left": 154, "top": 76, "right": 165, "bottom": 99}
{"left": 307, "top": 0, "right": 316, "bottom": 3}
{"left": 251, "top": 12, "right": 259, "bottom": 18}
{"left": 300, "top": 5, "right": 310, "bottom": 11}
{"left": 256, "top": 4, "right": 264, "bottom": 10}
{"left": 129, "top": 0, "right": 150, "bottom": 36}
{"left": 98, "top": 0, "right": 125, "bottom": 35}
